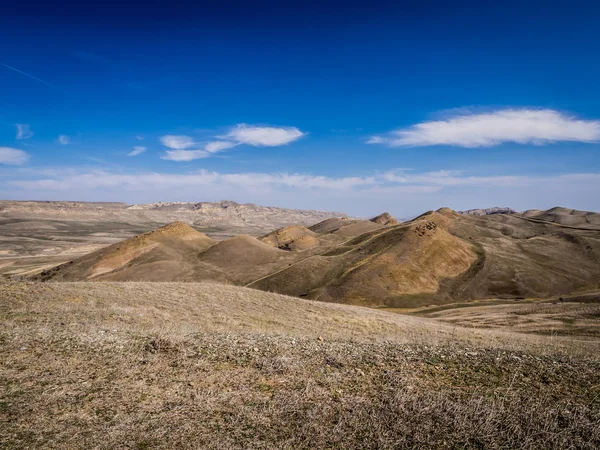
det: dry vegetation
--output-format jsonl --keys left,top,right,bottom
{"left": 2, "top": 281, "right": 599, "bottom": 449}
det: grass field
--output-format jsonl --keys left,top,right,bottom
{"left": 2, "top": 281, "right": 599, "bottom": 449}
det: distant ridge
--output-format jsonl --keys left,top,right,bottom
{"left": 0, "top": 199, "right": 349, "bottom": 236}
{"left": 519, "top": 207, "right": 600, "bottom": 229}
{"left": 460, "top": 207, "right": 517, "bottom": 216}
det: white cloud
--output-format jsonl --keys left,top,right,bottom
{"left": 160, "top": 135, "right": 196, "bottom": 150}
{"left": 205, "top": 140, "right": 238, "bottom": 153}
{"left": 159, "top": 125, "right": 305, "bottom": 161}
{"left": 136, "top": 135, "right": 144, "bottom": 140}
{"left": 127, "top": 146, "right": 147, "bottom": 156}
{"left": 16, "top": 124, "right": 33, "bottom": 140}
{"left": 159, "top": 136, "right": 235, "bottom": 161}
{"left": 58, "top": 135, "right": 70, "bottom": 145}
{"left": 368, "top": 109, "right": 600, "bottom": 148}
{"left": 0, "top": 147, "right": 30, "bottom": 165}
{"left": 161, "top": 149, "right": 210, "bottom": 161}
{"left": 382, "top": 170, "right": 533, "bottom": 187}
{"left": 223, "top": 124, "right": 305, "bottom": 146}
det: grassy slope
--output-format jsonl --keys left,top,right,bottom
{"left": 2, "top": 281, "right": 599, "bottom": 449}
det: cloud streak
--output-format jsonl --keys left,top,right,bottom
{"left": 1, "top": 63, "right": 57, "bottom": 89}
{"left": 16, "top": 124, "right": 33, "bottom": 140}
{"left": 7, "top": 166, "right": 599, "bottom": 194}
{"left": 58, "top": 135, "right": 70, "bottom": 145}
{"left": 0, "top": 147, "right": 30, "bottom": 165}
{"left": 368, "top": 109, "right": 600, "bottom": 148}
{"left": 127, "top": 146, "right": 147, "bottom": 156}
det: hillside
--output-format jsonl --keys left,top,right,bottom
{"left": 1, "top": 281, "right": 598, "bottom": 449}
{"left": 251, "top": 208, "right": 600, "bottom": 306}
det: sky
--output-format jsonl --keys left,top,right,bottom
{"left": 1, "top": 0, "right": 599, "bottom": 218}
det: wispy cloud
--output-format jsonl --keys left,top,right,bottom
{"left": 205, "top": 140, "right": 238, "bottom": 153}
{"left": 1, "top": 63, "right": 57, "bottom": 89}
{"left": 7, "top": 166, "right": 599, "bottom": 194}
{"left": 8, "top": 169, "right": 374, "bottom": 191}
{"left": 136, "top": 135, "right": 144, "bottom": 141}
{"left": 161, "top": 149, "right": 210, "bottom": 161}
{"left": 0, "top": 147, "right": 30, "bottom": 165}
{"left": 382, "top": 169, "right": 533, "bottom": 187}
{"left": 58, "top": 135, "right": 70, "bottom": 145}
{"left": 160, "top": 135, "right": 196, "bottom": 150}
{"left": 16, "top": 124, "right": 33, "bottom": 140}
{"left": 4, "top": 166, "right": 599, "bottom": 216}
{"left": 160, "top": 124, "right": 305, "bottom": 161}
{"left": 368, "top": 109, "right": 600, "bottom": 148}
{"left": 127, "top": 146, "right": 147, "bottom": 156}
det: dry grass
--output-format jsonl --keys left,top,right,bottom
{"left": 2, "top": 281, "right": 599, "bottom": 449}
{"left": 417, "top": 298, "right": 600, "bottom": 338}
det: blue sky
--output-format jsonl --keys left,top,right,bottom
{"left": 1, "top": 0, "right": 599, "bottom": 218}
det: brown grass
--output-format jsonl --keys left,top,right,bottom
{"left": 2, "top": 281, "right": 599, "bottom": 449}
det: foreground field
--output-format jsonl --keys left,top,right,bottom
{"left": 1, "top": 281, "right": 599, "bottom": 449}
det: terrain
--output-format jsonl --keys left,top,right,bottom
{"left": 2, "top": 205, "right": 600, "bottom": 449}
{"left": 1, "top": 281, "right": 599, "bottom": 449}
{"left": 0, "top": 200, "right": 346, "bottom": 278}
{"left": 36, "top": 206, "right": 600, "bottom": 309}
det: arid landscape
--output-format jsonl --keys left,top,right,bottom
{"left": 1, "top": 201, "right": 600, "bottom": 449}
{"left": 4, "top": 1, "right": 600, "bottom": 447}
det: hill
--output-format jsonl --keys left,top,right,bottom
{"left": 520, "top": 206, "right": 600, "bottom": 229}
{"left": 2, "top": 281, "right": 598, "bottom": 449}
{"left": 307, "top": 212, "right": 399, "bottom": 236}
{"left": 0, "top": 200, "right": 348, "bottom": 277}
{"left": 37, "top": 222, "right": 218, "bottom": 282}
{"left": 37, "top": 227, "right": 301, "bottom": 285}
{"left": 251, "top": 207, "right": 600, "bottom": 306}
{"left": 370, "top": 211, "right": 401, "bottom": 225}
{"left": 251, "top": 212, "right": 478, "bottom": 306}
{"left": 259, "top": 225, "right": 323, "bottom": 250}
{"left": 36, "top": 207, "right": 600, "bottom": 307}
